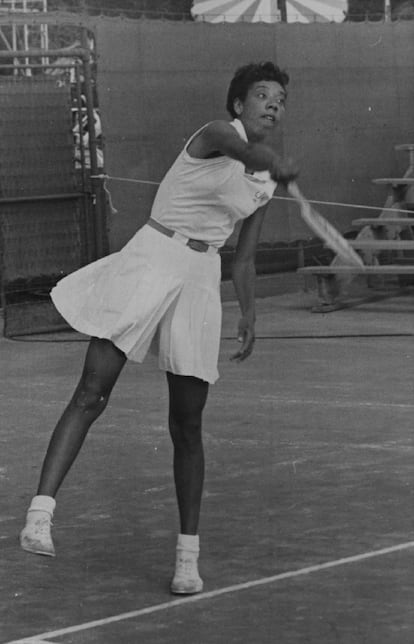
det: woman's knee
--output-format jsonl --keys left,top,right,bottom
{"left": 167, "top": 373, "right": 209, "bottom": 450}
{"left": 169, "top": 410, "right": 203, "bottom": 451}
{"left": 72, "top": 373, "right": 110, "bottom": 415}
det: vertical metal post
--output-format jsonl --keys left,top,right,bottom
{"left": 11, "top": 0, "right": 18, "bottom": 75}
{"left": 74, "top": 61, "right": 94, "bottom": 264}
{"left": 23, "top": 0, "right": 32, "bottom": 76}
{"left": 74, "top": 62, "right": 87, "bottom": 192}
{"left": 41, "top": 0, "right": 49, "bottom": 66}
{"left": 81, "top": 28, "right": 106, "bottom": 259}
{"left": 0, "top": 208, "right": 5, "bottom": 314}
{"left": 278, "top": 0, "right": 287, "bottom": 22}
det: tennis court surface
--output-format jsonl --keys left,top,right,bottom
{"left": 1, "top": 276, "right": 414, "bottom": 643}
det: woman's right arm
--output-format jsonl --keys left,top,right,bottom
{"left": 188, "top": 120, "right": 298, "bottom": 184}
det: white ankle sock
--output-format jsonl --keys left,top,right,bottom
{"left": 177, "top": 534, "right": 199, "bottom": 553}
{"left": 28, "top": 495, "right": 56, "bottom": 516}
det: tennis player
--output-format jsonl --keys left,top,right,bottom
{"left": 20, "top": 61, "right": 298, "bottom": 594}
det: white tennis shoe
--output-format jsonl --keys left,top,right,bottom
{"left": 20, "top": 510, "right": 55, "bottom": 557}
{"left": 170, "top": 551, "right": 203, "bottom": 594}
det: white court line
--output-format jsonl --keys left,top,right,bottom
{"left": 9, "top": 640, "right": 59, "bottom": 643}
{"left": 258, "top": 396, "right": 414, "bottom": 410}
{"left": 3, "top": 394, "right": 414, "bottom": 413}
{"left": 7, "top": 540, "right": 414, "bottom": 644}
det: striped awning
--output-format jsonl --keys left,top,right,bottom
{"left": 191, "top": 0, "right": 347, "bottom": 23}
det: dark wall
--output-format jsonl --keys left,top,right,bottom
{"left": 93, "top": 18, "right": 414, "bottom": 251}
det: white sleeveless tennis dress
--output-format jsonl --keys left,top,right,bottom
{"left": 51, "top": 119, "right": 276, "bottom": 383}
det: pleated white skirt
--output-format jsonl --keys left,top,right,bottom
{"left": 51, "top": 224, "right": 222, "bottom": 384}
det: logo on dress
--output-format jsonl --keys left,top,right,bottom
{"left": 254, "top": 190, "right": 268, "bottom": 203}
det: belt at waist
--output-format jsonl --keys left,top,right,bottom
{"left": 146, "top": 219, "right": 218, "bottom": 255}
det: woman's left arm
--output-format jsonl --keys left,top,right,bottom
{"left": 230, "top": 206, "right": 267, "bottom": 362}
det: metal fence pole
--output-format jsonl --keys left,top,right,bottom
{"left": 81, "top": 27, "right": 106, "bottom": 260}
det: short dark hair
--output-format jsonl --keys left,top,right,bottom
{"left": 226, "top": 62, "right": 289, "bottom": 118}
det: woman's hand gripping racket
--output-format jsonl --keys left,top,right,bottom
{"left": 287, "top": 182, "right": 364, "bottom": 267}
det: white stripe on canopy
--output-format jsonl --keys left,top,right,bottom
{"left": 192, "top": 0, "right": 346, "bottom": 22}
{"left": 191, "top": 0, "right": 237, "bottom": 14}
{"left": 212, "top": 0, "right": 258, "bottom": 22}
{"left": 253, "top": 0, "right": 274, "bottom": 21}
{"left": 290, "top": 0, "right": 345, "bottom": 20}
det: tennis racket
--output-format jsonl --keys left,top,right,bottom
{"left": 287, "top": 182, "right": 364, "bottom": 267}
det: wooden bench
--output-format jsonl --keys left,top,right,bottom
{"left": 299, "top": 265, "right": 414, "bottom": 276}
{"left": 372, "top": 177, "right": 414, "bottom": 210}
{"left": 394, "top": 143, "right": 414, "bottom": 175}
{"left": 348, "top": 240, "right": 414, "bottom": 250}
{"left": 352, "top": 218, "right": 414, "bottom": 227}
{"left": 373, "top": 178, "right": 414, "bottom": 186}
{"left": 297, "top": 147, "right": 414, "bottom": 312}
{"left": 298, "top": 264, "right": 414, "bottom": 312}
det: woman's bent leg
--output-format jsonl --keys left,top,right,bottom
{"left": 167, "top": 372, "right": 209, "bottom": 594}
{"left": 20, "top": 337, "right": 126, "bottom": 557}
{"left": 38, "top": 337, "right": 127, "bottom": 497}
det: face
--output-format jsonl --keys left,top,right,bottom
{"left": 233, "top": 80, "right": 286, "bottom": 142}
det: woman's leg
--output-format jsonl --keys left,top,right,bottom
{"left": 21, "top": 337, "right": 126, "bottom": 556}
{"left": 166, "top": 372, "right": 209, "bottom": 535}
{"left": 38, "top": 337, "right": 127, "bottom": 497}
{"left": 167, "top": 372, "right": 209, "bottom": 595}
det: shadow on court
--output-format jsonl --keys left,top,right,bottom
{"left": 1, "top": 275, "right": 414, "bottom": 643}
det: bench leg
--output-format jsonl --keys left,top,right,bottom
{"left": 311, "top": 274, "right": 343, "bottom": 313}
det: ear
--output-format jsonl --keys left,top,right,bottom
{"left": 233, "top": 98, "right": 243, "bottom": 116}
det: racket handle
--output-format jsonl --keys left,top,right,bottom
{"left": 287, "top": 181, "right": 304, "bottom": 202}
